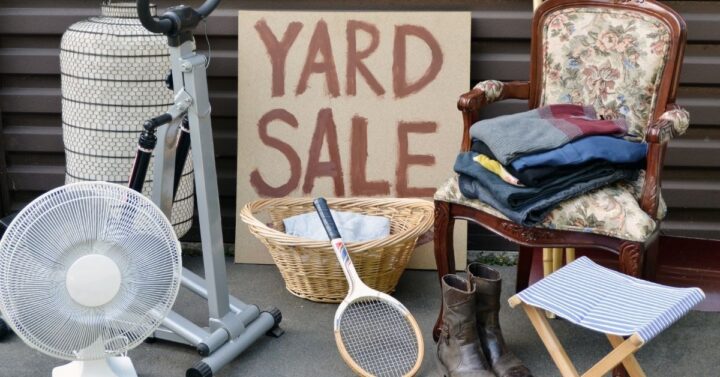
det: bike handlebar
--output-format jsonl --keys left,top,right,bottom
{"left": 196, "top": 0, "right": 221, "bottom": 18}
{"left": 137, "top": 0, "right": 173, "bottom": 34}
{"left": 137, "top": 0, "right": 221, "bottom": 35}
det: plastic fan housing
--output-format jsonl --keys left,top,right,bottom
{"left": 0, "top": 181, "right": 182, "bottom": 361}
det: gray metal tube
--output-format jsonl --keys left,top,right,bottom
{"left": 181, "top": 267, "right": 256, "bottom": 317}
{"left": 196, "top": 0, "right": 221, "bottom": 18}
{"left": 197, "top": 328, "right": 230, "bottom": 356}
{"left": 235, "top": 304, "right": 261, "bottom": 326}
{"left": 152, "top": 326, "right": 193, "bottom": 346}
{"left": 161, "top": 311, "right": 208, "bottom": 347}
{"left": 195, "top": 312, "right": 276, "bottom": 374}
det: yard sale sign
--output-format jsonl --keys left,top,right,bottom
{"left": 236, "top": 11, "right": 470, "bottom": 268}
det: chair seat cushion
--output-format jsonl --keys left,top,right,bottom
{"left": 434, "top": 171, "right": 666, "bottom": 242}
{"left": 517, "top": 257, "right": 705, "bottom": 342}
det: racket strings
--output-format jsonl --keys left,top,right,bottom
{"left": 339, "top": 298, "right": 419, "bottom": 377}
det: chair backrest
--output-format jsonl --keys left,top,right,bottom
{"left": 529, "top": 0, "right": 686, "bottom": 139}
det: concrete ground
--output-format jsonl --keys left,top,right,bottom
{"left": 0, "top": 255, "right": 718, "bottom": 376}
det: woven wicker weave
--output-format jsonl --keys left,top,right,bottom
{"left": 240, "top": 198, "right": 434, "bottom": 303}
{"left": 60, "top": 3, "right": 194, "bottom": 237}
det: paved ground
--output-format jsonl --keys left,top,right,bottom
{"left": 0, "top": 256, "right": 718, "bottom": 376}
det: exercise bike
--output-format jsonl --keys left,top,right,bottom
{"left": 131, "top": 1, "right": 283, "bottom": 376}
{"left": 0, "top": 3, "right": 281, "bottom": 375}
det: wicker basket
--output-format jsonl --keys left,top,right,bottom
{"left": 240, "top": 198, "right": 434, "bottom": 303}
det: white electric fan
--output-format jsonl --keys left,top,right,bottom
{"left": 0, "top": 181, "right": 182, "bottom": 377}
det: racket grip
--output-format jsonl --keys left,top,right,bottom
{"left": 313, "top": 198, "right": 342, "bottom": 240}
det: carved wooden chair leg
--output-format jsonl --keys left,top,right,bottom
{"left": 642, "top": 239, "right": 660, "bottom": 282}
{"left": 619, "top": 241, "right": 645, "bottom": 278}
{"left": 433, "top": 200, "right": 455, "bottom": 341}
{"left": 611, "top": 241, "right": 647, "bottom": 377}
{"left": 613, "top": 242, "right": 646, "bottom": 377}
{"left": 516, "top": 246, "right": 533, "bottom": 292}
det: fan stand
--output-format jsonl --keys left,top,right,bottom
{"left": 52, "top": 358, "right": 137, "bottom": 377}
{"left": 129, "top": 2, "right": 283, "bottom": 376}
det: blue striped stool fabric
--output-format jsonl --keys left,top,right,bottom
{"left": 517, "top": 257, "right": 705, "bottom": 343}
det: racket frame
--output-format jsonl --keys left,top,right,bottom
{"left": 315, "top": 197, "right": 424, "bottom": 377}
{"left": 330, "top": 236, "right": 424, "bottom": 377}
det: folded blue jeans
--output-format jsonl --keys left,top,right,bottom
{"left": 454, "top": 152, "right": 638, "bottom": 226}
{"left": 510, "top": 135, "right": 648, "bottom": 171}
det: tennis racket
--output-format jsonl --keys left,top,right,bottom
{"left": 313, "top": 198, "right": 424, "bottom": 377}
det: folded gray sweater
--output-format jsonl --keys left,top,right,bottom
{"left": 469, "top": 104, "right": 628, "bottom": 164}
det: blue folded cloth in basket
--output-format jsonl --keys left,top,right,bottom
{"left": 283, "top": 210, "right": 390, "bottom": 242}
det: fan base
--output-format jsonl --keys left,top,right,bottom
{"left": 52, "top": 357, "right": 138, "bottom": 377}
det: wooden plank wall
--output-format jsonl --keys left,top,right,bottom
{"left": 0, "top": 0, "right": 718, "bottom": 244}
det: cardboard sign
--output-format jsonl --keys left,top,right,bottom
{"left": 235, "top": 11, "right": 471, "bottom": 269}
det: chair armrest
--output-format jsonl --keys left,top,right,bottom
{"left": 640, "top": 104, "right": 690, "bottom": 216}
{"left": 458, "top": 80, "right": 530, "bottom": 112}
{"left": 458, "top": 81, "right": 530, "bottom": 150}
{"left": 645, "top": 104, "right": 690, "bottom": 144}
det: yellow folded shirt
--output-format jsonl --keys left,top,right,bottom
{"left": 473, "top": 154, "right": 523, "bottom": 186}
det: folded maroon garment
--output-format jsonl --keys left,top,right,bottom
{"left": 536, "top": 104, "right": 597, "bottom": 119}
{"left": 469, "top": 104, "right": 628, "bottom": 164}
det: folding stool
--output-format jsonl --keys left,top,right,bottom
{"left": 509, "top": 257, "right": 704, "bottom": 377}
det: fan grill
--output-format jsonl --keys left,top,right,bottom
{"left": 0, "top": 182, "right": 182, "bottom": 361}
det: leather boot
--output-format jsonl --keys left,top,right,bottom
{"left": 437, "top": 274, "right": 495, "bottom": 377}
{"left": 467, "top": 263, "right": 533, "bottom": 377}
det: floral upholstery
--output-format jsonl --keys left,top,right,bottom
{"left": 539, "top": 6, "right": 672, "bottom": 139}
{"left": 474, "top": 80, "right": 504, "bottom": 103}
{"left": 435, "top": 171, "right": 665, "bottom": 242}
{"left": 450, "top": 6, "right": 680, "bottom": 243}
{"left": 660, "top": 107, "right": 691, "bottom": 136}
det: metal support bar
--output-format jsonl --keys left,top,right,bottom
{"left": 153, "top": 326, "right": 194, "bottom": 346}
{"left": 179, "top": 43, "right": 232, "bottom": 325}
{"left": 181, "top": 267, "right": 255, "bottom": 316}
{"left": 144, "top": 24, "right": 281, "bottom": 376}
{"left": 190, "top": 312, "right": 277, "bottom": 375}
{"left": 161, "top": 310, "right": 210, "bottom": 347}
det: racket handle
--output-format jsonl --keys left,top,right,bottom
{"left": 313, "top": 198, "right": 342, "bottom": 240}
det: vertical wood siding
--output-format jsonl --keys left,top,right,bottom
{"left": 0, "top": 1, "right": 718, "bottom": 243}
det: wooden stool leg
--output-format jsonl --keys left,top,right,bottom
{"left": 509, "top": 296, "right": 645, "bottom": 377}
{"left": 522, "top": 304, "right": 580, "bottom": 377}
{"left": 582, "top": 335, "right": 644, "bottom": 377}
{"left": 433, "top": 201, "right": 455, "bottom": 341}
{"left": 607, "top": 335, "right": 646, "bottom": 377}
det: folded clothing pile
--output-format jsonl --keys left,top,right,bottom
{"left": 456, "top": 104, "right": 647, "bottom": 226}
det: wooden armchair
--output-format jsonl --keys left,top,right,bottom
{"left": 433, "top": 0, "right": 689, "bottom": 342}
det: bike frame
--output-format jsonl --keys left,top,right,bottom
{"left": 129, "top": 1, "right": 282, "bottom": 375}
